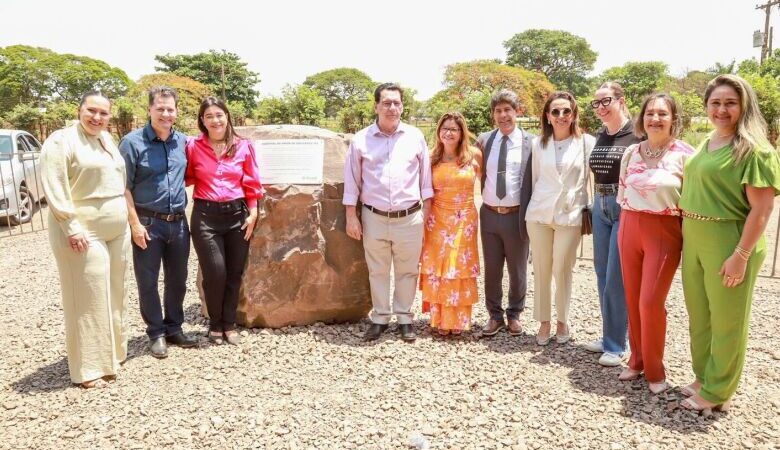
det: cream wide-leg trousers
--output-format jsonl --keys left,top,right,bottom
{"left": 526, "top": 221, "right": 581, "bottom": 324}
{"left": 48, "top": 196, "right": 129, "bottom": 384}
{"left": 361, "top": 206, "right": 424, "bottom": 325}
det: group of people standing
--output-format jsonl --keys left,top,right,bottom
{"left": 346, "top": 76, "right": 780, "bottom": 414}
{"left": 37, "top": 73, "right": 779, "bottom": 416}
{"left": 41, "top": 87, "right": 262, "bottom": 388}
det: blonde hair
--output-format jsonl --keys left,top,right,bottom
{"left": 430, "top": 112, "right": 475, "bottom": 168}
{"left": 598, "top": 81, "right": 631, "bottom": 119}
{"left": 704, "top": 74, "right": 773, "bottom": 163}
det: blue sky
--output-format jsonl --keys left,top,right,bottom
{"left": 0, "top": 0, "right": 769, "bottom": 99}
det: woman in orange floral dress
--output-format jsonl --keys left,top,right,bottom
{"left": 420, "top": 112, "right": 482, "bottom": 335}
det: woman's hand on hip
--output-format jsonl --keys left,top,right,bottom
{"left": 719, "top": 253, "right": 748, "bottom": 288}
{"left": 68, "top": 233, "right": 89, "bottom": 253}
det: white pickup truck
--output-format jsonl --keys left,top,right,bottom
{"left": 0, "top": 129, "right": 45, "bottom": 225}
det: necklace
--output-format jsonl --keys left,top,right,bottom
{"left": 210, "top": 139, "right": 227, "bottom": 157}
{"left": 642, "top": 141, "right": 670, "bottom": 159}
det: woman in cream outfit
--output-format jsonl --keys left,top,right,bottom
{"left": 526, "top": 91, "right": 595, "bottom": 345}
{"left": 41, "top": 91, "right": 130, "bottom": 388}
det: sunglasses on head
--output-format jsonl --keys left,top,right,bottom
{"left": 590, "top": 97, "right": 618, "bottom": 109}
{"left": 549, "top": 108, "right": 572, "bottom": 118}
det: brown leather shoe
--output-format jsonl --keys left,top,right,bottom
{"left": 507, "top": 319, "right": 523, "bottom": 336}
{"left": 480, "top": 319, "right": 505, "bottom": 337}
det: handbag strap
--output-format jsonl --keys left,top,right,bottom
{"left": 582, "top": 137, "right": 591, "bottom": 206}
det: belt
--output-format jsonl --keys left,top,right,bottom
{"left": 194, "top": 198, "right": 246, "bottom": 214}
{"left": 594, "top": 183, "right": 619, "bottom": 195}
{"left": 681, "top": 210, "right": 726, "bottom": 222}
{"left": 484, "top": 204, "right": 520, "bottom": 214}
{"left": 136, "top": 207, "right": 185, "bottom": 222}
{"left": 364, "top": 203, "right": 421, "bottom": 218}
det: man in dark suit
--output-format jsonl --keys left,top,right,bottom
{"left": 476, "top": 89, "right": 534, "bottom": 337}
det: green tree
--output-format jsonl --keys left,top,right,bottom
{"left": 303, "top": 68, "right": 374, "bottom": 117}
{"left": 599, "top": 61, "right": 671, "bottom": 111}
{"left": 743, "top": 73, "right": 780, "bottom": 143}
{"left": 669, "top": 91, "right": 704, "bottom": 131}
{"left": 336, "top": 97, "right": 374, "bottom": 133}
{"left": 4, "top": 103, "right": 44, "bottom": 137}
{"left": 435, "top": 60, "right": 554, "bottom": 118}
{"left": 112, "top": 97, "right": 136, "bottom": 138}
{"left": 285, "top": 85, "right": 326, "bottom": 126}
{"left": 707, "top": 60, "right": 737, "bottom": 75}
{"left": 504, "top": 29, "right": 597, "bottom": 97}
{"left": 43, "top": 101, "right": 77, "bottom": 134}
{"left": 0, "top": 45, "right": 131, "bottom": 109}
{"left": 254, "top": 85, "right": 326, "bottom": 126}
{"left": 126, "top": 73, "right": 213, "bottom": 134}
{"left": 155, "top": 50, "right": 260, "bottom": 110}
{"left": 226, "top": 101, "right": 248, "bottom": 126}
{"left": 665, "top": 70, "right": 712, "bottom": 98}
{"left": 255, "top": 97, "right": 292, "bottom": 125}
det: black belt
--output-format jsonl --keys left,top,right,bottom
{"left": 193, "top": 198, "right": 246, "bottom": 214}
{"left": 136, "top": 207, "right": 185, "bottom": 222}
{"left": 594, "top": 183, "right": 619, "bottom": 195}
{"left": 364, "top": 203, "right": 421, "bottom": 218}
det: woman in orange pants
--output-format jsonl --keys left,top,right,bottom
{"left": 616, "top": 94, "right": 694, "bottom": 394}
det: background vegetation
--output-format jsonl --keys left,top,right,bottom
{"left": 2, "top": 32, "right": 779, "bottom": 147}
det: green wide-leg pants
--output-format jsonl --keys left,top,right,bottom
{"left": 681, "top": 218, "right": 766, "bottom": 404}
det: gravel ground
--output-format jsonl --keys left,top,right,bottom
{"left": 1, "top": 219, "right": 780, "bottom": 450}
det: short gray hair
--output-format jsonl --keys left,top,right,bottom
{"left": 490, "top": 89, "right": 520, "bottom": 112}
{"left": 148, "top": 86, "right": 179, "bottom": 107}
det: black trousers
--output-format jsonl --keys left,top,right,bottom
{"left": 191, "top": 199, "right": 250, "bottom": 332}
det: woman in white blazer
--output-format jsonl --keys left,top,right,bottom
{"left": 526, "top": 91, "right": 595, "bottom": 345}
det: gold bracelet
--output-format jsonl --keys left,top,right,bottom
{"left": 735, "top": 245, "right": 752, "bottom": 256}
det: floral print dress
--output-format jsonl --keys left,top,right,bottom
{"left": 419, "top": 161, "right": 479, "bottom": 331}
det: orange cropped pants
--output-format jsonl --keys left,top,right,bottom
{"left": 617, "top": 210, "right": 682, "bottom": 383}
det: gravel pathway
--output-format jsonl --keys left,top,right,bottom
{"left": 1, "top": 228, "right": 779, "bottom": 450}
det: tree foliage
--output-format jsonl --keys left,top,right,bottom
{"left": 4, "top": 103, "right": 43, "bottom": 137}
{"left": 125, "top": 73, "right": 213, "bottom": 134}
{"left": 438, "top": 60, "right": 554, "bottom": 119}
{"left": 155, "top": 50, "right": 260, "bottom": 110}
{"left": 303, "top": 68, "right": 374, "bottom": 118}
{"left": 599, "top": 61, "right": 671, "bottom": 111}
{"left": 669, "top": 91, "right": 704, "bottom": 131}
{"left": 504, "top": 29, "right": 597, "bottom": 97}
{"left": 255, "top": 85, "right": 326, "bottom": 126}
{"left": 336, "top": 97, "right": 374, "bottom": 134}
{"left": 0, "top": 45, "right": 131, "bottom": 110}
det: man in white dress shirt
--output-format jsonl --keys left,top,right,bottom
{"left": 476, "top": 89, "right": 535, "bottom": 337}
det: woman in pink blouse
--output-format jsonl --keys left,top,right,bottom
{"left": 616, "top": 93, "right": 694, "bottom": 393}
{"left": 186, "top": 97, "right": 263, "bottom": 346}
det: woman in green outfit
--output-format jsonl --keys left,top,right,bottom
{"left": 679, "top": 74, "right": 780, "bottom": 413}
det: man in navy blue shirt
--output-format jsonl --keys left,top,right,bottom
{"left": 120, "top": 86, "right": 198, "bottom": 358}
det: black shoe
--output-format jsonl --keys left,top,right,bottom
{"left": 398, "top": 324, "right": 417, "bottom": 342}
{"left": 149, "top": 337, "right": 168, "bottom": 359}
{"left": 363, "top": 323, "right": 389, "bottom": 341}
{"left": 166, "top": 332, "right": 199, "bottom": 348}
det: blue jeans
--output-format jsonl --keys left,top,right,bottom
{"left": 592, "top": 192, "right": 628, "bottom": 353}
{"left": 133, "top": 216, "right": 190, "bottom": 339}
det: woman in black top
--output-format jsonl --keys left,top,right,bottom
{"left": 583, "top": 82, "right": 641, "bottom": 366}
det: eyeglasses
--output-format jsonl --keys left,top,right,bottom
{"left": 440, "top": 127, "right": 461, "bottom": 134}
{"left": 590, "top": 97, "right": 618, "bottom": 109}
{"left": 380, "top": 101, "right": 402, "bottom": 109}
{"left": 550, "top": 108, "right": 572, "bottom": 118}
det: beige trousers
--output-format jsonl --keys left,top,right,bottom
{"left": 48, "top": 196, "right": 129, "bottom": 383}
{"left": 526, "top": 221, "right": 581, "bottom": 324}
{"left": 361, "top": 206, "right": 424, "bottom": 325}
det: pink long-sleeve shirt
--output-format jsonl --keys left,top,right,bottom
{"left": 185, "top": 134, "right": 264, "bottom": 208}
{"left": 342, "top": 122, "right": 433, "bottom": 211}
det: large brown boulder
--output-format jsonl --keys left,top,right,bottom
{"left": 225, "top": 125, "right": 371, "bottom": 328}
